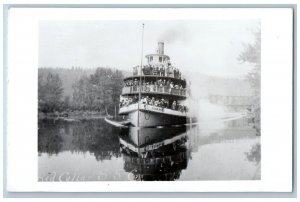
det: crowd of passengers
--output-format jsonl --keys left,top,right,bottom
{"left": 124, "top": 78, "right": 185, "bottom": 91}
{"left": 119, "top": 96, "right": 188, "bottom": 113}
{"left": 133, "top": 64, "right": 182, "bottom": 79}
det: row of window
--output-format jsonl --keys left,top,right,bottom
{"left": 148, "top": 56, "right": 168, "bottom": 63}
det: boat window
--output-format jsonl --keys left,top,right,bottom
{"left": 159, "top": 57, "right": 162, "bottom": 62}
{"left": 150, "top": 56, "right": 153, "bottom": 62}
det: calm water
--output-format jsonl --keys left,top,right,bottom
{"left": 38, "top": 116, "right": 261, "bottom": 181}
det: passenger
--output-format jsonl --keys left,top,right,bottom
{"left": 166, "top": 66, "right": 169, "bottom": 77}
{"left": 146, "top": 82, "right": 150, "bottom": 92}
{"left": 160, "top": 66, "right": 164, "bottom": 76}
{"left": 141, "top": 97, "right": 147, "bottom": 104}
{"left": 171, "top": 101, "right": 177, "bottom": 110}
{"left": 147, "top": 65, "right": 151, "bottom": 75}
{"left": 119, "top": 100, "right": 124, "bottom": 107}
{"left": 169, "top": 82, "right": 174, "bottom": 93}
{"left": 142, "top": 82, "right": 147, "bottom": 91}
{"left": 125, "top": 98, "right": 129, "bottom": 106}
{"left": 178, "top": 105, "right": 183, "bottom": 112}
{"left": 133, "top": 95, "right": 138, "bottom": 103}
{"left": 149, "top": 65, "right": 153, "bottom": 75}
{"left": 146, "top": 96, "right": 150, "bottom": 104}
{"left": 120, "top": 95, "right": 187, "bottom": 111}
{"left": 152, "top": 84, "right": 156, "bottom": 91}
{"left": 155, "top": 100, "right": 160, "bottom": 107}
{"left": 155, "top": 66, "right": 159, "bottom": 75}
{"left": 150, "top": 97, "right": 155, "bottom": 105}
{"left": 134, "top": 78, "right": 138, "bottom": 86}
{"left": 161, "top": 99, "right": 168, "bottom": 108}
{"left": 166, "top": 80, "right": 170, "bottom": 86}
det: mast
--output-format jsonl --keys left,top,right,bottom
{"left": 137, "top": 23, "right": 144, "bottom": 181}
{"left": 137, "top": 23, "right": 145, "bottom": 128}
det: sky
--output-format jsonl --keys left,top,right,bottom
{"left": 39, "top": 20, "right": 260, "bottom": 78}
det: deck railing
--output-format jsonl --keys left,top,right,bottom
{"left": 122, "top": 85, "right": 187, "bottom": 97}
{"left": 132, "top": 65, "right": 185, "bottom": 80}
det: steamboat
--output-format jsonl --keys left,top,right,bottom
{"left": 118, "top": 41, "right": 193, "bottom": 127}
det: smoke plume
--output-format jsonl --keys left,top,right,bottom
{"left": 158, "top": 27, "right": 188, "bottom": 43}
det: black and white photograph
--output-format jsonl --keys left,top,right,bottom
{"left": 4, "top": 5, "right": 294, "bottom": 194}
{"left": 38, "top": 20, "right": 261, "bottom": 181}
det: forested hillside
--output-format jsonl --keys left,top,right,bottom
{"left": 38, "top": 67, "right": 96, "bottom": 97}
{"left": 38, "top": 67, "right": 123, "bottom": 113}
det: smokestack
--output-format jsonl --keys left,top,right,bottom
{"left": 157, "top": 42, "right": 164, "bottom": 55}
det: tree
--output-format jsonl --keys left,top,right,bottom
{"left": 72, "top": 67, "right": 124, "bottom": 112}
{"left": 238, "top": 30, "right": 261, "bottom": 95}
{"left": 238, "top": 29, "right": 261, "bottom": 135}
{"left": 72, "top": 75, "right": 89, "bottom": 110}
{"left": 111, "top": 70, "right": 124, "bottom": 108}
{"left": 38, "top": 73, "right": 64, "bottom": 112}
{"left": 63, "top": 96, "right": 70, "bottom": 111}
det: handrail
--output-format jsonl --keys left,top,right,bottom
{"left": 121, "top": 86, "right": 187, "bottom": 97}
{"left": 119, "top": 103, "right": 188, "bottom": 115}
{"left": 131, "top": 65, "right": 185, "bottom": 81}
{"left": 127, "top": 74, "right": 186, "bottom": 81}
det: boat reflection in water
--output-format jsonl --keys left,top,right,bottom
{"left": 38, "top": 118, "right": 260, "bottom": 181}
{"left": 118, "top": 125, "right": 196, "bottom": 181}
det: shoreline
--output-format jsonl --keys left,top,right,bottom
{"left": 38, "top": 111, "right": 108, "bottom": 121}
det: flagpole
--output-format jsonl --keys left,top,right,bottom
{"left": 137, "top": 23, "right": 144, "bottom": 128}
{"left": 137, "top": 23, "right": 145, "bottom": 181}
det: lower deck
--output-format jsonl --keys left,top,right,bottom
{"left": 119, "top": 103, "right": 187, "bottom": 117}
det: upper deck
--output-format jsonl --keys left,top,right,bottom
{"left": 123, "top": 74, "right": 186, "bottom": 87}
{"left": 122, "top": 42, "right": 189, "bottom": 99}
{"left": 121, "top": 85, "right": 188, "bottom": 99}
{"left": 124, "top": 42, "right": 187, "bottom": 85}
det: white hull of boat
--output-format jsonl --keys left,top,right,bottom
{"left": 119, "top": 104, "right": 189, "bottom": 127}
